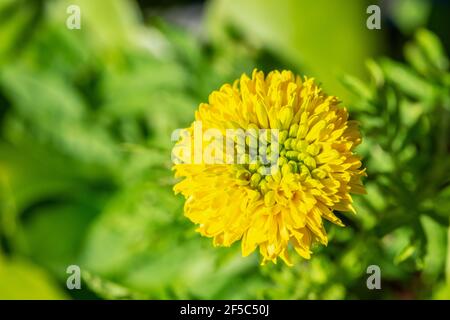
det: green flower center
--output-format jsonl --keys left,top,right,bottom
{"left": 234, "top": 123, "right": 326, "bottom": 195}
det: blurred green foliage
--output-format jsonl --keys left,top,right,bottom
{"left": 206, "top": 0, "right": 382, "bottom": 102}
{"left": 0, "top": 0, "right": 449, "bottom": 299}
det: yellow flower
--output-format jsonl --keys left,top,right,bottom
{"left": 172, "top": 69, "right": 366, "bottom": 265}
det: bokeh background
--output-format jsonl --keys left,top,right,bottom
{"left": 0, "top": 0, "right": 449, "bottom": 299}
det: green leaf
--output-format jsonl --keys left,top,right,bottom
{"left": 416, "top": 29, "right": 449, "bottom": 72}
{"left": 80, "top": 183, "right": 264, "bottom": 299}
{"left": 340, "top": 74, "right": 373, "bottom": 101}
{"left": 380, "top": 59, "right": 436, "bottom": 101}
{"left": 421, "top": 215, "right": 447, "bottom": 280}
{"left": 394, "top": 244, "right": 416, "bottom": 265}
{"left": 0, "top": 256, "right": 67, "bottom": 299}
{"left": 404, "top": 42, "right": 430, "bottom": 76}
{"left": 365, "top": 59, "right": 384, "bottom": 88}
{"left": 0, "top": 66, "right": 120, "bottom": 166}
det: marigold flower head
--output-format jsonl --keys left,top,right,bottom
{"left": 172, "top": 69, "right": 366, "bottom": 265}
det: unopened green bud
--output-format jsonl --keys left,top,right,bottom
{"left": 295, "top": 140, "right": 308, "bottom": 152}
{"left": 258, "top": 165, "right": 269, "bottom": 176}
{"left": 286, "top": 150, "right": 299, "bottom": 160}
{"left": 277, "top": 156, "right": 288, "bottom": 167}
{"left": 249, "top": 162, "right": 259, "bottom": 172}
{"left": 299, "top": 165, "right": 310, "bottom": 180}
{"left": 303, "top": 156, "right": 317, "bottom": 169}
{"left": 259, "top": 180, "right": 268, "bottom": 193}
{"left": 250, "top": 173, "right": 262, "bottom": 187}
{"left": 278, "top": 130, "right": 288, "bottom": 145}
{"left": 288, "top": 160, "right": 299, "bottom": 173}
{"left": 284, "top": 138, "right": 293, "bottom": 150}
